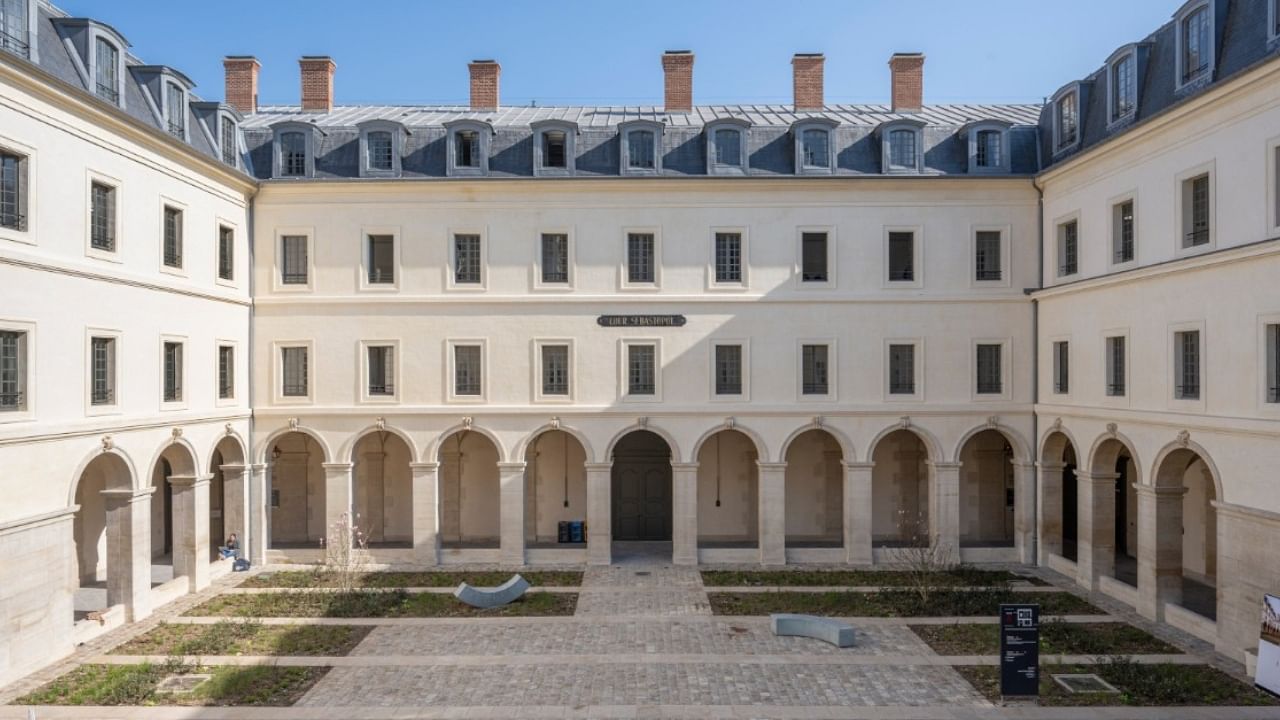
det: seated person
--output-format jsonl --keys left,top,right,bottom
{"left": 219, "top": 533, "right": 239, "bottom": 559}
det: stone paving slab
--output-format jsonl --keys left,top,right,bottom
{"left": 164, "top": 613, "right": 1123, "bottom": 626}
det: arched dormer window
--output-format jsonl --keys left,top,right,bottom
{"left": 270, "top": 121, "right": 321, "bottom": 179}
{"left": 53, "top": 19, "right": 130, "bottom": 108}
{"left": 132, "top": 66, "right": 194, "bottom": 140}
{"left": 791, "top": 118, "right": 837, "bottom": 175}
{"left": 1174, "top": 0, "right": 1216, "bottom": 89}
{"left": 619, "top": 120, "right": 664, "bottom": 175}
{"left": 961, "top": 119, "right": 1012, "bottom": 174}
{"left": 218, "top": 109, "right": 241, "bottom": 168}
{"left": 705, "top": 118, "right": 750, "bottom": 175}
{"left": 357, "top": 119, "right": 407, "bottom": 178}
{"left": 531, "top": 119, "right": 578, "bottom": 176}
{"left": 445, "top": 119, "right": 492, "bottom": 177}
{"left": 1049, "top": 82, "right": 1086, "bottom": 155}
{"left": 1106, "top": 44, "right": 1147, "bottom": 125}
{"left": 876, "top": 118, "right": 925, "bottom": 174}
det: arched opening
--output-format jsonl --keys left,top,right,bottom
{"left": 696, "top": 429, "right": 759, "bottom": 550}
{"left": 149, "top": 444, "right": 197, "bottom": 584}
{"left": 72, "top": 452, "right": 132, "bottom": 621}
{"left": 352, "top": 431, "right": 413, "bottom": 548}
{"left": 1039, "top": 431, "right": 1078, "bottom": 561}
{"left": 208, "top": 436, "right": 245, "bottom": 561}
{"left": 783, "top": 429, "right": 843, "bottom": 549}
{"left": 1091, "top": 439, "right": 1137, "bottom": 588}
{"left": 208, "top": 448, "right": 226, "bottom": 561}
{"left": 268, "top": 432, "right": 325, "bottom": 548}
{"left": 871, "top": 430, "right": 929, "bottom": 546}
{"left": 958, "top": 429, "right": 1014, "bottom": 547}
{"left": 1154, "top": 448, "right": 1218, "bottom": 621}
{"left": 439, "top": 430, "right": 500, "bottom": 549}
{"left": 523, "top": 430, "right": 587, "bottom": 548}
{"left": 610, "top": 430, "right": 672, "bottom": 543}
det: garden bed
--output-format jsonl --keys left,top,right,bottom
{"left": 911, "top": 621, "right": 1178, "bottom": 655}
{"left": 701, "top": 568, "right": 1047, "bottom": 587}
{"left": 15, "top": 661, "right": 326, "bottom": 706}
{"left": 111, "top": 621, "right": 372, "bottom": 656}
{"left": 956, "top": 661, "right": 1278, "bottom": 706}
{"left": 241, "top": 570, "right": 583, "bottom": 589}
{"left": 707, "top": 589, "right": 1102, "bottom": 617}
{"left": 186, "top": 589, "right": 577, "bottom": 618}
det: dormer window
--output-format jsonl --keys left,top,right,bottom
{"left": 792, "top": 118, "right": 837, "bottom": 175}
{"left": 165, "top": 82, "right": 185, "bottom": 138}
{"left": 619, "top": 120, "right": 664, "bottom": 175}
{"left": 532, "top": 120, "right": 577, "bottom": 176}
{"left": 367, "top": 132, "right": 392, "bottom": 170}
{"left": 543, "top": 132, "right": 566, "bottom": 167}
{"left": 357, "top": 120, "right": 405, "bottom": 178}
{"left": 714, "top": 129, "right": 739, "bottom": 165}
{"left": 94, "top": 37, "right": 119, "bottom": 104}
{"left": 1179, "top": 3, "right": 1211, "bottom": 85}
{"left": 445, "top": 120, "right": 492, "bottom": 176}
{"left": 456, "top": 131, "right": 478, "bottom": 167}
{"left": 1, "top": 0, "right": 30, "bottom": 58}
{"left": 1052, "top": 87, "right": 1079, "bottom": 152}
{"left": 705, "top": 118, "right": 749, "bottom": 175}
{"left": 1111, "top": 53, "right": 1136, "bottom": 121}
{"left": 220, "top": 115, "right": 237, "bottom": 167}
{"left": 963, "top": 120, "right": 1011, "bottom": 174}
{"left": 270, "top": 121, "right": 319, "bottom": 179}
{"left": 628, "top": 131, "right": 655, "bottom": 169}
{"left": 976, "top": 131, "right": 1001, "bottom": 167}
{"left": 888, "top": 130, "right": 915, "bottom": 169}
{"left": 877, "top": 119, "right": 924, "bottom": 174}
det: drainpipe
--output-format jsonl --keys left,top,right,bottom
{"left": 245, "top": 184, "right": 258, "bottom": 562}
{"left": 1029, "top": 171, "right": 1045, "bottom": 567}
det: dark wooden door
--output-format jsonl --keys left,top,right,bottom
{"left": 612, "top": 459, "right": 671, "bottom": 541}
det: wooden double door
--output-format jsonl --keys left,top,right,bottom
{"left": 611, "top": 449, "right": 672, "bottom": 541}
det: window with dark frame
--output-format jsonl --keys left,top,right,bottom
{"left": 975, "top": 130, "right": 1001, "bottom": 168}
{"left": 1058, "top": 220, "right": 1078, "bottom": 276}
{"left": 1182, "top": 6, "right": 1210, "bottom": 83}
{"left": 1174, "top": 330, "right": 1200, "bottom": 400}
{"left": 0, "top": 0, "right": 30, "bottom": 58}
{"left": 800, "top": 231, "right": 828, "bottom": 282}
{"left": 367, "top": 234, "right": 395, "bottom": 284}
{"left": 0, "top": 330, "right": 24, "bottom": 411}
{"left": 1107, "top": 336, "right": 1126, "bottom": 397}
{"left": 627, "top": 130, "right": 655, "bottom": 169}
{"left": 713, "top": 128, "right": 741, "bottom": 167}
{"left": 801, "top": 343, "right": 829, "bottom": 395}
{"left": 218, "top": 225, "right": 234, "bottom": 281}
{"left": 976, "top": 343, "right": 1003, "bottom": 394}
{"left": 1053, "top": 341, "right": 1069, "bottom": 394}
{"left": 281, "top": 346, "right": 308, "bottom": 397}
{"left": 0, "top": 149, "right": 25, "bottom": 231}
{"left": 456, "top": 130, "right": 479, "bottom": 168}
{"left": 1112, "top": 54, "right": 1136, "bottom": 120}
{"left": 218, "top": 345, "right": 234, "bottom": 400}
{"left": 715, "top": 344, "right": 742, "bottom": 396}
{"left": 162, "top": 206, "right": 182, "bottom": 268}
{"left": 453, "top": 233, "right": 482, "bottom": 284}
{"left": 367, "top": 345, "right": 394, "bottom": 396}
{"left": 1267, "top": 324, "right": 1280, "bottom": 403}
{"left": 975, "top": 230, "right": 1002, "bottom": 281}
{"left": 1057, "top": 92, "right": 1077, "bottom": 148}
{"left": 542, "top": 131, "right": 567, "bottom": 168}
{"left": 714, "top": 232, "right": 742, "bottom": 283}
{"left": 888, "top": 343, "right": 915, "bottom": 395}
{"left": 162, "top": 341, "right": 183, "bottom": 402}
{"left": 280, "top": 132, "right": 306, "bottom": 177}
{"left": 453, "top": 345, "right": 482, "bottom": 396}
{"left": 165, "top": 82, "right": 185, "bottom": 137}
{"left": 220, "top": 117, "right": 237, "bottom": 166}
{"left": 90, "top": 181, "right": 115, "bottom": 251}
{"left": 627, "top": 344, "right": 656, "bottom": 396}
{"left": 887, "top": 231, "right": 914, "bottom": 282}
{"left": 888, "top": 129, "right": 916, "bottom": 169}
{"left": 280, "top": 235, "right": 308, "bottom": 285}
{"left": 801, "top": 129, "right": 829, "bottom": 168}
{"left": 367, "top": 131, "right": 393, "bottom": 171}
{"left": 94, "top": 37, "right": 118, "bottom": 104}
{"left": 541, "top": 344, "right": 569, "bottom": 396}
{"left": 1184, "top": 174, "right": 1210, "bottom": 247}
{"left": 1115, "top": 200, "right": 1135, "bottom": 263}
{"left": 541, "top": 233, "right": 569, "bottom": 284}
{"left": 90, "top": 336, "right": 114, "bottom": 405}
{"left": 626, "top": 232, "right": 655, "bottom": 284}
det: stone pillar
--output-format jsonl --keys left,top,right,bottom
{"left": 1013, "top": 460, "right": 1037, "bottom": 565}
{"left": 247, "top": 464, "right": 267, "bottom": 565}
{"left": 0, "top": 507, "right": 77, "bottom": 689}
{"left": 499, "top": 461, "right": 527, "bottom": 566}
{"left": 322, "top": 463, "right": 353, "bottom": 543}
{"left": 219, "top": 464, "right": 248, "bottom": 558}
{"left": 928, "top": 461, "right": 961, "bottom": 561}
{"left": 1213, "top": 501, "right": 1279, "bottom": 662}
{"left": 410, "top": 462, "right": 439, "bottom": 565}
{"left": 671, "top": 462, "right": 698, "bottom": 565}
{"left": 585, "top": 462, "right": 612, "bottom": 565}
{"left": 1037, "top": 461, "right": 1065, "bottom": 565}
{"left": 844, "top": 462, "right": 874, "bottom": 565}
{"left": 167, "top": 473, "right": 211, "bottom": 592}
{"left": 102, "top": 488, "right": 154, "bottom": 622}
{"left": 1076, "top": 471, "right": 1116, "bottom": 591}
{"left": 757, "top": 462, "right": 786, "bottom": 566}
{"left": 1136, "top": 484, "right": 1186, "bottom": 621}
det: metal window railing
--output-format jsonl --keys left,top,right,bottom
{"left": 888, "top": 266, "right": 914, "bottom": 282}
{"left": 368, "top": 383, "right": 395, "bottom": 396}
{"left": 0, "top": 28, "right": 29, "bottom": 58}
{"left": 95, "top": 82, "right": 119, "bottom": 105}
{"left": 91, "top": 387, "right": 114, "bottom": 405}
{"left": 1185, "top": 228, "right": 1210, "bottom": 247}
{"left": 889, "top": 381, "right": 915, "bottom": 395}
{"left": 167, "top": 120, "right": 184, "bottom": 138}
{"left": 1054, "top": 381, "right": 1069, "bottom": 394}
{"left": 1107, "top": 383, "right": 1126, "bottom": 397}
{"left": 0, "top": 390, "right": 22, "bottom": 409}
{"left": 281, "top": 271, "right": 308, "bottom": 285}
{"left": 1175, "top": 384, "right": 1200, "bottom": 400}
{"left": 977, "top": 380, "right": 1003, "bottom": 394}
{"left": 163, "top": 246, "right": 182, "bottom": 267}
{"left": 0, "top": 211, "right": 25, "bottom": 231}
{"left": 1059, "top": 262, "right": 1077, "bottom": 276}
{"left": 802, "top": 380, "right": 828, "bottom": 395}
{"left": 282, "top": 383, "right": 308, "bottom": 397}
{"left": 1268, "top": 386, "right": 1279, "bottom": 403}
{"left": 975, "top": 268, "right": 1002, "bottom": 281}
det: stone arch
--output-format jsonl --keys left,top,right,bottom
{"left": 866, "top": 422, "right": 941, "bottom": 465}
{"left": 696, "top": 428, "right": 761, "bottom": 550}
{"left": 605, "top": 422, "right": 681, "bottom": 463}
{"left": 777, "top": 422, "right": 854, "bottom": 464}
{"left": 351, "top": 429, "right": 415, "bottom": 546}
{"left": 71, "top": 449, "right": 140, "bottom": 615}
{"left": 339, "top": 423, "right": 420, "bottom": 465}
{"left": 67, "top": 446, "right": 138, "bottom": 505}
{"left": 425, "top": 422, "right": 507, "bottom": 465}
{"left": 1150, "top": 439, "right": 1224, "bottom": 502}
{"left": 691, "top": 422, "right": 769, "bottom": 465}
{"left": 1038, "top": 428, "right": 1079, "bottom": 563}
{"left": 257, "top": 425, "right": 332, "bottom": 465}
{"left": 207, "top": 434, "right": 247, "bottom": 559}
{"left": 783, "top": 427, "right": 846, "bottom": 549}
{"left": 610, "top": 429, "right": 675, "bottom": 543}
{"left": 146, "top": 436, "right": 200, "bottom": 480}
{"left": 523, "top": 429, "right": 589, "bottom": 547}
{"left": 514, "top": 422, "right": 596, "bottom": 466}
{"left": 952, "top": 422, "right": 1030, "bottom": 465}
{"left": 1039, "top": 425, "right": 1081, "bottom": 465}
{"left": 1147, "top": 439, "right": 1222, "bottom": 621}
{"left": 869, "top": 426, "right": 934, "bottom": 545}
{"left": 1087, "top": 430, "right": 1143, "bottom": 483}
{"left": 436, "top": 426, "right": 503, "bottom": 549}
{"left": 208, "top": 431, "right": 247, "bottom": 471}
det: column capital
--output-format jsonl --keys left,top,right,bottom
{"left": 409, "top": 462, "right": 439, "bottom": 473}
{"left": 1134, "top": 483, "right": 1188, "bottom": 498}
{"left": 756, "top": 461, "right": 787, "bottom": 471}
{"left": 497, "top": 461, "right": 527, "bottom": 472}
{"left": 321, "top": 462, "right": 353, "bottom": 471}
{"left": 1077, "top": 470, "right": 1119, "bottom": 483}
{"left": 928, "top": 461, "right": 962, "bottom": 470}
{"left": 670, "top": 462, "right": 699, "bottom": 472}
{"left": 101, "top": 487, "right": 155, "bottom": 504}
{"left": 842, "top": 461, "right": 875, "bottom": 471}
{"left": 218, "top": 463, "right": 247, "bottom": 477}
{"left": 1036, "top": 461, "right": 1066, "bottom": 471}
{"left": 1011, "top": 460, "right": 1037, "bottom": 471}
{"left": 166, "top": 473, "right": 212, "bottom": 489}
{"left": 583, "top": 462, "right": 613, "bottom": 472}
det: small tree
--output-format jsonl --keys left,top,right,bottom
{"left": 885, "top": 509, "right": 956, "bottom": 605}
{"left": 318, "top": 512, "right": 369, "bottom": 593}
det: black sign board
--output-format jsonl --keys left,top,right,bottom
{"left": 597, "top": 315, "right": 686, "bottom": 327}
{"left": 999, "top": 603, "right": 1040, "bottom": 697}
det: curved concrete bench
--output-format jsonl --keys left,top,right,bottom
{"left": 770, "top": 613, "right": 855, "bottom": 648}
{"left": 453, "top": 574, "right": 530, "bottom": 609}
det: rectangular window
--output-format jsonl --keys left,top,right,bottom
{"left": 280, "top": 132, "right": 306, "bottom": 177}
{"left": 453, "top": 233, "right": 482, "bottom": 284}
{"left": 367, "top": 234, "right": 395, "bottom": 285}
{"left": 888, "top": 343, "right": 915, "bottom": 395}
{"left": 1112, "top": 55, "right": 1135, "bottom": 120}
{"left": 801, "top": 129, "right": 829, "bottom": 168}
{"left": 165, "top": 83, "right": 185, "bottom": 137}
{"left": 714, "top": 344, "right": 742, "bottom": 396}
{"left": 714, "top": 232, "right": 742, "bottom": 284}
{"left": 1113, "top": 200, "right": 1135, "bottom": 263}
{"left": 90, "top": 181, "right": 115, "bottom": 251}
{"left": 0, "top": 330, "right": 25, "bottom": 411}
{"left": 456, "top": 131, "right": 479, "bottom": 168}
{"left": 975, "top": 230, "right": 1002, "bottom": 281}
{"left": 1267, "top": 324, "right": 1280, "bottom": 403}
{"left": 220, "top": 117, "right": 237, "bottom": 166}
{"left": 0, "top": 149, "right": 27, "bottom": 231}
{"left": 1058, "top": 220, "right": 1078, "bottom": 277}
{"left": 162, "top": 341, "right": 183, "bottom": 402}
{"left": 1107, "top": 336, "right": 1126, "bottom": 397}
{"left": 367, "top": 345, "right": 394, "bottom": 396}
{"left": 1057, "top": 93, "right": 1077, "bottom": 148}
{"left": 627, "top": 130, "right": 655, "bottom": 169}
{"left": 541, "top": 344, "right": 569, "bottom": 396}
{"left": 626, "top": 232, "right": 655, "bottom": 284}
{"left": 1183, "top": 173, "right": 1210, "bottom": 248}
{"left": 218, "top": 345, "right": 234, "bottom": 400}
{"left": 218, "top": 226, "right": 234, "bottom": 281}
{"left": 281, "top": 346, "right": 308, "bottom": 397}
{"left": 90, "top": 336, "right": 115, "bottom": 405}
{"left": 94, "top": 37, "right": 118, "bottom": 104}
{"left": 713, "top": 129, "right": 741, "bottom": 166}
{"left": 453, "top": 344, "right": 482, "bottom": 396}
{"left": 1174, "top": 330, "right": 1200, "bottom": 400}
{"left": 367, "top": 131, "right": 393, "bottom": 171}
{"left": 540, "top": 233, "right": 569, "bottom": 284}
{"left": 800, "top": 231, "right": 828, "bottom": 283}
{"left": 280, "top": 235, "right": 308, "bottom": 285}
{"left": 1182, "top": 7, "right": 1210, "bottom": 83}
{"left": 976, "top": 343, "right": 1003, "bottom": 395}
{"left": 543, "top": 131, "right": 566, "bottom": 168}
{"left": 801, "top": 343, "right": 829, "bottom": 396}
{"left": 976, "top": 130, "right": 1001, "bottom": 168}
{"left": 1052, "top": 341, "right": 1069, "bottom": 394}
{"left": 627, "top": 344, "right": 656, "bottom": 396}
{"left": 162, "top": 206, "right": 182, "bottom": 268}
{"left": 888, "top": 129, "right": 916, "bottom": 169}
{"left": 887, "top": 231, "right": 915, "bottom": 282}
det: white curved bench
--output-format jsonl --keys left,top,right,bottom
{"left": 770, "top": 613, "right": 855, "bottom": 647}
{"left": 453, "top": 574, "right": 530, "bottom": 609}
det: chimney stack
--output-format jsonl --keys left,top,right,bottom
{"left": 792, "top": 53, "right": 825, "bottom": 111}
{"left": 299, "top": 56, "right": 336, "bottom": 112}
{"left": 889, "top": 53, "right": 924, "bottom": 112}
{"left": 223, "top": 56, "right": 259, "bottom": 115}
{"left": 662, "top": 50, "right": 694, "bottom": 113}
{"left": 469, "top": 60, "right": 500, "bottom": 111}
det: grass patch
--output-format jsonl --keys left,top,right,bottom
{"left": 708, "top": 589, "right": 1102, "bottom": 617}
{"left": 111, "top": 621, "right": 371, "bottom": 656}
{"left": 701, "top": 568, "right": 1047, "bottom": 587}
{"left": 186, "top": 589, "right": 577, "bottom": 618}
{"left": 911, "top": 620, "right": 1179, "bottom": 655}
{"left": 15, "top": 661, "right": 326, "bottom": 706}
{"left": 956, "top": 660, "right": 1279, "bottom": 706}
{"left": 241, "top": 570, "right": 582, "bottom": 589}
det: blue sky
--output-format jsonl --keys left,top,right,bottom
{"left": 57, "top": 0, "right": 1175, "bottom": 107}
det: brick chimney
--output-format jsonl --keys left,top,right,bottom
{"left": 299, "top": 56, "right": 335, "bottom": 112}
{"left": 469, "top": 60, "right": 500, "bottom": 111}
{"left": 223, "top": 56, "right": 259, "bottom": 115}
{"left": 662, "top": 50, "right": 694, "bottom": 113}
{"left": 889, "top": 53, "right": 924, "bottom": 112}
{"left": 792, "top": 53, "right": 825, "bottom": 111}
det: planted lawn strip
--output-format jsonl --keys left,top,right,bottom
{"left": 14, "top": 661, "right": 327, "bottom": 707}
{"left": 111, "top": 621, "right": 372, "bottom": 657}
{"left": 186, "top": 589, "right": 577, "bottom": 618}
{"left": 241, "top": 570, "right": 582, "bottom": 589}
{"left": 910, "top": 621, "right": 1180, "bottom": 656}
{"left": 707, "top": 589, "right": 1103, "bottom": 617}
{"left": 956, "top": 661, "right": 1279, "bottom": 707}
{"left": 700, "top": 568, "right": 1048, "bottom": 587}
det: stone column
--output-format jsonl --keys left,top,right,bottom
{"left": 585, "top": 462, "right": 612, "bottom": 565}
{"left": 671, "top": 462, "right": 698, "bottom": 565}
{"left": 844, "top": 462, "right": 874, "bottom": 565}
{"left": 219, "top": 464, "right": 248, "bottom": 558}
{"left": 757, "top": 462, "right": 786, "bottom": 566}
{"left": 1013, "top": 460, "right": 1037, "bottom": 565}
{"left": 167, "top": 473, "right": 211, "bottom": 592}
{"left": 322, "top": 462, "right": 354, "bottom": 543}
{"left": 102, "top": 488, "right": 154, "bottom": 622}
{"left": 410, "top": 462, "right": 439, "bottom": 565}
{"left": 1076, "top": 471, "right": 1116, "bottom": 591}
{"left": 1036, "top": 461, "right": 1065, "bottom": 565}
{"left": 928, "top": 461, "right": 961, "bottom": 561}
{"left": 498, "top": 461, "right": 527, "bottom": 566}
{"left": 1136, "top": 484, "right": 1186, "bottom": 621}
{"left": 247, "top": 464, "right": 267, "bottom": 565}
